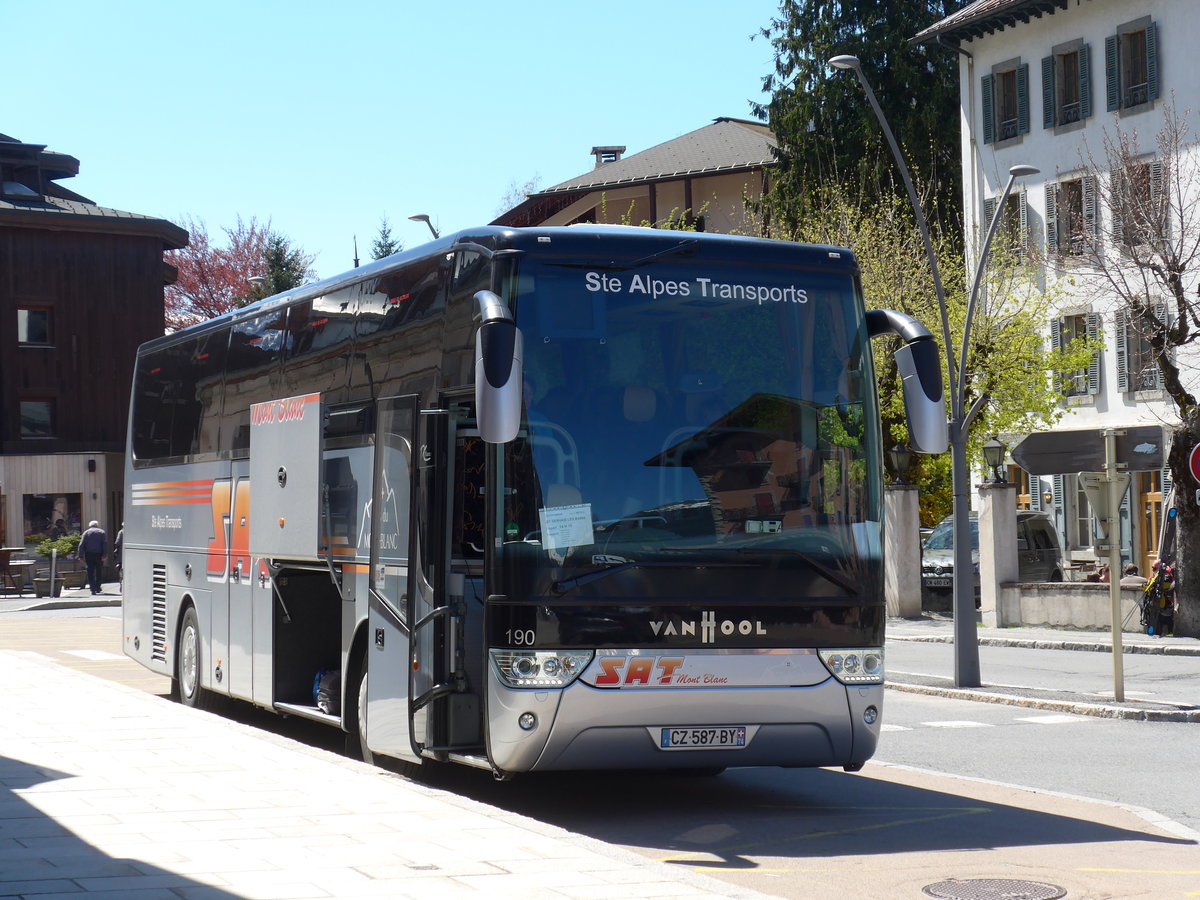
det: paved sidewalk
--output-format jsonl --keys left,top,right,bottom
{"left": 0, "top": 650, "right": 770, "bottom": 900}
{"left": 886, "top": 614, "right": 1200, "bottom": 722}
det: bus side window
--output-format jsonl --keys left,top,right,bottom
{"left": 222, "top": 309, "right": 286, "bottom": 455}
{"left": 131, "top": 328, "right": 228, "bottom": 464}
{"left": 283, "top": 287, "right": 356, "bottom": 397}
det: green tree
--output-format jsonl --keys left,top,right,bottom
{"left": 370, "top": 216, "right": 403, "bottom": 260}
{"left": 248, "top": 233, "right": 316, "bottom": 302}
{"left": 786, "top": 188, "right": 1095, "bottom": 526}
{"left": 753, "top": 0, "right": 965, "bottom": 236}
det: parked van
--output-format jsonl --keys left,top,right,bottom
{"left": 921, "top": 510, "right": 1065, "bottom": 606}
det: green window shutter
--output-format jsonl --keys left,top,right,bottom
{"left": 982, "top": 74, "right": 995, "bottom": 144}
{"left": 1079, "top": 43, "right": 1093, "bottom": 119}
{"left": 1042, "top": 56, "right": 1056, "bottom": 128}
{"left": 1115, "top": 309, "right": 1130, "bottom": 392}
{"left": 1017, "top": 63, "right": 1030, "bottom": 135}
{"left": 1151, "top": 302, "right": 1167, "bottom": 389}
{"left": 1050, "top": 316, "right": 1062, "bottom": 350}
{"left": 1085, "top": 311, "right": 1101, "bottom": 394}
{"left": 983, "top": 196, "right": 997, "bottom": 247}
{"left": 1147, "top": 22, "right": 1160, "bottom": 101}
{"left": 1110, "top": 169, "right": 1124, "bottom": 249}
{"left": 1030, "top": 476, "right": 1043, "bottom": 511}
{"left": 1150, "top": 159, "right": 1168, "bottom": 239}
{"left": 1105, "top": 35, "right": 1119, "bottom": 111}
{"left": 1083, "top": 175, "right": 1098, "bottom": 247}
{"left": 1045, "top": 182, "right": 1059, "bottom": 253}
{"left": 1019, "top": 190, "right": 1030, "bottom": 259}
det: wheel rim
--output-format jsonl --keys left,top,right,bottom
{"left": 357, "top": 671, "right": 368, "bottom": 747}
{"left": 180, "top": 623, "right": 198, "bottom": 699}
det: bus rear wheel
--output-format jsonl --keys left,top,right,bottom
{"left": 175, "top": 607, "right": 216, "bottom": 711}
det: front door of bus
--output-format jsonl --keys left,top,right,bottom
{"left": 364, "top": 396, "right": 417, "bottom": 761}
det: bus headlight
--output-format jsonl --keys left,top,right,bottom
{"left": 818, "top": 648, "right": 884, "bottom": 684}
{"left": 491, "top": 649, "right": 594, "bottom": 688}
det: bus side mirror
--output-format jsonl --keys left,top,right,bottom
{"left": 866, "top": 308, "right": 948, "bottom": 455}
{"left": 474, "top": 290, "right": 523, "bottom": 444}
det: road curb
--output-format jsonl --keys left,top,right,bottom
{"left": 890, "top": 633, "right": 1200, "bottom": 656}
{"left": 886, "top": 679, "right": 1200, "bottom": 722}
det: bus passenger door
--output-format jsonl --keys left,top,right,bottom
{"left": 364, "top": 396, "right": 417, "bottom": 760}
{"left": 407, "top": 406, "right": 454, "bottom": 759}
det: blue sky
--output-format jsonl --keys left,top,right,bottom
{"left": 6, "top": 0, "right": 782, "bottom": 275}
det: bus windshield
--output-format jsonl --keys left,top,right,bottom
{"left": 498, "top": 254, "right": 881, "bottom": 602}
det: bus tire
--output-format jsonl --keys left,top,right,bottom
{"left": 348, "top": 665, "right": 374, "bottom": 766}
{"left": 176, "top": 606, "right": 215, "bottom": 711}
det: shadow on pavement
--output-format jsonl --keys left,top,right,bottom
{"left": 0, "top": 754, "right": 242, "bottom": 898}
{"left": 432, "top": 762, "right": 1193, "bottom": 864}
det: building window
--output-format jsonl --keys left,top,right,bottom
{"left": 19, "top": 399, "right": 55, "bottom": 438}
{"left": 1106, "top": 18, "right": 1159, "bottom": 112}
{"left": 1043, "top": 41, "right": 1092, "bottom": 129}
{"left": 1113, "top": 159, "right": 1166, "bottom": 251}
{"left": 1045, "top": 176, "right": 1098, "bottom": 257}
{"left": 1051, "top": 312, "right": 1100, "bottom": 397}
{"left": 22, "top": 493, "right": 82, "bottom": 538}
{"left": 982, "top": 190, "right": 1029, "bottom": 261}
{"left": 1116, "top": 304, "right": 1166, "bottom": 393}
{"left": 17, "top": 307, "right": 51, "bottom": 345}
{"left": 982, "top": 59, "right": 1030, "bottom": 145}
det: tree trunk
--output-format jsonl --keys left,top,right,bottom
{"left": 1169, "top": 411, "right": 1200, "bottom": 637}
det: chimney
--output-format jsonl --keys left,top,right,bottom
{"left": 591, "top": 145, "right": 626, "bottom": 169}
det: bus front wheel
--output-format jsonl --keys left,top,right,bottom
{"left": 175, "top": 607, "right": 215, "bottom": 711}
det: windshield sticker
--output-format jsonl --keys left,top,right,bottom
{"left": 584, "top": 271, "right": 808, "bottom": 305}
{"left": 538, "top": 503, "right": 594, "bottom": 551}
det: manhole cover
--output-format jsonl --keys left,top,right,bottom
{"left": 923, "top": 878, "right": 1067, "bottom": 900}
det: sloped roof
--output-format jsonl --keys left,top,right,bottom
{"left": 543, "top": 117, "right": 776, "bottom": 194}
{"left": 0, "top": 133, "right": 187, "bottom": 248}
{"left": 492, "top": 117, "right": 777, "bottom": 227}
{"left": 912, "top": 0, "right": 1070, "bottom": 46}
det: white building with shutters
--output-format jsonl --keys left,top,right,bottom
{"left": 915, "top": 0, "right": 1189, "bottom": 574}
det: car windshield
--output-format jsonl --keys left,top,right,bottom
{"left": 923, "top": 518, "right": 980, "bottom": 551}
{"left": 497, "top": 254, "right": 882, "bottom": 602}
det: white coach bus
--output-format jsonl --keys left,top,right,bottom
{"left": 121, "top": 225, "right": 946, "bottom": 778}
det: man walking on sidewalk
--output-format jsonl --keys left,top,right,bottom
{"left": 79, "top": 521, "right": 107, "bottom": 595}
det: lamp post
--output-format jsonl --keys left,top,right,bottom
{"left": 829, "top": 53, "right": 1038, "bottom": 687}
{"left": 408, "top": 214, "right": 440, "bottom": 240}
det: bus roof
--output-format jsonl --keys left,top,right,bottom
{"left": 141, "top": 225, "right": 859, "bottom": 355}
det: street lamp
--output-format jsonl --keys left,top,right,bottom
{"left": 887, "top": 443, "right": 914, "bottom": 484}
{"left": 829, "top": 53, "right": 1038, "bottom": 687}
{"left": 408, "top": 214, "right": 440, "bottom": 240}
{"left": 982, "top": 436, "right": 1008, "bottom": 483}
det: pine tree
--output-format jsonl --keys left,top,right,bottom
{"left": 753, "top": 0, "right": 965, "bottom": 236}
{"left": 370, "top": 216, "right": 403, "bottom": 260}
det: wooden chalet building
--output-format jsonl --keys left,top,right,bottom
{"left": 0, "top": 132, "right": 187, "bottom": 548}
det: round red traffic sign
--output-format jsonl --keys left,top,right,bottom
{"left": 1190, "top": 442, "right": 1200, "bottom": 483}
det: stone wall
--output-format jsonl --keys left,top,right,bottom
{"left": 991, "top": 582, "right": 1146, "bottom": 632}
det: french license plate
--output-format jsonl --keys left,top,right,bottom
{"left": 924, "top": 577, "right": 952, "bottom": 588}
{"left": 659, "top": 726, "right": 747, "bottom": 750}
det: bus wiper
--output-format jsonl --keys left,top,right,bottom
{"left": 550, "top": 558, "right": 752, "bottom": 596}
{"left": 727, "top": 547, "right": 859, "bottom": 594}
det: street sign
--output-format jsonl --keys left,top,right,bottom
{"left": 1011, "top": 425, "right": 1165, "bottom": 475}
{"left": 1189, "top": 442, "right": 1200, "bottom": 483}
{"left": 1077, "top": 471, "right": 1132, "bottom": 539}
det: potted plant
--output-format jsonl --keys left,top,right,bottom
{"left": 35, "top": 532, "right": 86, "bottom": 589}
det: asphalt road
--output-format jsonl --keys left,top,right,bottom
{"left": 4, "top": 609, "right": 1198, "bottom": 900}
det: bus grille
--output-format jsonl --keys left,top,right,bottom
{"left": 151, "top": 564, "right": 168, "bottom": 662}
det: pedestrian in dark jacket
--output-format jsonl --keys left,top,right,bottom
{"left": 79, "top": 521, "right": 107, "bottom": 596}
